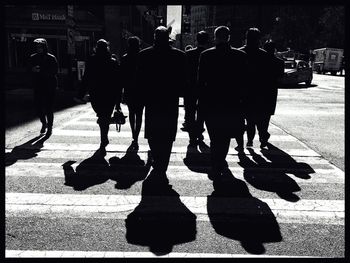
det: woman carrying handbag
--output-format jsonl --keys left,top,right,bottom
{"left": 82, "top": 39, "right": 122, "bottom": 155}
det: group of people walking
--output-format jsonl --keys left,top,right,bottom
{"left": 29, "top": 25, "right": 284, "bottom": 181}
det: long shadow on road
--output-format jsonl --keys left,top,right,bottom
{"left": 62, "top": 144, "right": 151, "bottom": 191}
{"left": 125, "top": 169, "right": 197, "bottom": 255}
{"left": 5, "top": 134, "right": 51, "bottom": 166}
{"left": 207, "top": 169, "right": 282, "bottom": 255}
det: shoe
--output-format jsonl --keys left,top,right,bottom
{"left": 73, "top": 97, "right": 86, "bottom": 104}
{"left": 180, "top": 123, "right": 188, "bottom": 132}
{"left": 235, "top": 146, "right": 244, "bottom": 153}
{"left": 246, "top": 141, "right": 253, "bottom": 147}
{"left": 40, "top": 123, "right": 47, "bottom": 134}
{"left": 260, "top": 141, "right": 268, "bottom": 149}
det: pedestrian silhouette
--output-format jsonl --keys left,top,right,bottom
{"left": 81, "top": 39, "right": 122, "bottom": 154}
{"left": 207, "top": 169, "right": 282, "bottom": 254}
{"left": 5, "top": 134, "right": 50, "bottom": 166}
{"left": 120, "top": 36, "right": 143, "bottom": 151}
{"left": 28, "top": 38, "right": 58, "bottom": 135}
{"left": 183, "top": 31, "right": 210, "bottom": 147}
{"left": 197, "top": 26, "right": 247, "bottom": 180}
{"left": 125, "top": 170, "right": 197, "bottom": 255}
{"left": 263, "top": 39, "right": 285, "bottom": 142}
{"left": 136, "top": 26, "right": 188, "bottom": 179}
{"left": 239, "top": 28, "right": 272, "bottom": 149}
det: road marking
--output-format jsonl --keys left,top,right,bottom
{"left": 51, "top": 129, "right": 298, "bottom": 141}
{"left": 5, "top": 193, "right": 344, "bottom": 225}
{"left": 5, "top": 162, "right": 344, "bottom": 184}
{"left": 7, "top": 142, "right": 320, "bottom": 157}
{"left": 5, "top": 250, "right": 317, "bottom": 258}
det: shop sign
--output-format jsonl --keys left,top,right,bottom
{"left": 32, "top": 13, "right": 66, "bottom": 21}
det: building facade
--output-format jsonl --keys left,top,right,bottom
{"left": 4, "top": 5, "right": 166, "bottom": 88}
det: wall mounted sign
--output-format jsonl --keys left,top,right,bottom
{"left": 32, "top": 13, "right": 66, "bottom": 21}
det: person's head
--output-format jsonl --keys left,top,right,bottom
{"left": 95, "top": 39, "right": 110, "bottom": 56}
{"left": 214, "top": 26, "right": 230, "bottom": 45}
{"left": 197, "top": 30, "right": 209, "bottom": 47}
{"left": 185, "top": 45, "right": 193, "bottom": 51}
{"left": 127, "top": 36, "right": 140, "bottom": 54}
{"left": 264, "top": 39, "right": 276, "bottom": 55}
{"left": 154, "top": 26, "right": 169, "bottom": 47}
{"left": 33, "top": 38, "right": 48, "bottom": 54}
{"left": 246, "top": 28, "right": 261, "bottom": 48}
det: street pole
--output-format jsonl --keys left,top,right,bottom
{"left": 180, "top": 5, "right": 183, "bottom": 50}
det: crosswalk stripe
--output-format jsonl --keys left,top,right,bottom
{"left": 7, "top": 142, "right": 320, "bottom": 157}
{"left": 51, "top": 129, "right": 298, "bottom": 141}
{"left": 275, "top": 110, "right": 343, "bottom": 115}
{"left": 5, "top": 163, "right": 344, "bottom": 184}
{"left": 5, "top": 193, "right": 344, "bottom": 225}
{"left": 5, "top": 250, "right": 317, "bottom": 258}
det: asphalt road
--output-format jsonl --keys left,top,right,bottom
{"left": 271, "top": 73, "right": 345, "bottom": 171}
{"left": 5, "top": 72, "right": 345, "bottom": 258}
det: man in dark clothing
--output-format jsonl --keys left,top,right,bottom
{"left": 28, "top": 38, "right": 58, "bottom": 135}
{"left": 137, "top": 26, "right": 188, "bottom": 179}
{"left": 82, "top": 39, "right": 122, "bottom": 154}
{"left": 238, "top": 28, "right": 271, "bottom": 149}
{"left": 198, "top": 26, "right": 247, "bottom": 179}
{"left": 184, "top": 31, "right": 210, "bottom": 146}
{"left": 263, "top": 40, "right": 285, "bottom": 142}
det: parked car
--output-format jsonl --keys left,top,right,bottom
{"left": 278, "top": 59, "right": 313, "bottom": 87}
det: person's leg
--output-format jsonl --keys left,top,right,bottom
{"left": 148, "top": 137, "right": 173, "bottom": 173}
{"left": 195, "top": 103, "right": 205, "bottom": 142}
{"left": 45, "top": 88, "right": 55, "bottom": 135}
{"left": 34, "top": 89, "right": 47, "bottom": 133}
{"left": 257, "top": 114, "right": 271, "bottom": 147}
{"left": 246, "top": 116, "right": 256, "bottom": 146}
{"left": 134, "top": 106, "right": 144, "bottom": 143}
{"left": 128, "top": 105, "right": 136, "bottom": 141}
{"left": 98, "top": 116, "right": 110, "bottom": 148}
{"left": 206, "top": 115, "right": 230, "bottom": 175}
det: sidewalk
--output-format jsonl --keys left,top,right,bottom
{"left": 5, "top": 88, "right": 77, "bottom": 129}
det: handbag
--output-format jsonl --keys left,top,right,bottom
{"left": 113, "top": 110, "right": 127, "bottom": 132}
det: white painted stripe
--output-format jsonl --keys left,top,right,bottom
{"left": 5, "top": 151, "right": 331, "bottom": 167}
{"left": 51, "top": 129, "right": 297, "bottom": 141}
{"left": 275, "top": 110, "right": 343, "bottom": 115}
{"left": 5, "top": 250, "right": 316, "bottom": 258}
{"left": 5, "top": 163, "right": 344, "bottom": 184}
{"left": 12, "top": 143, "right": 319, "bottom": 157}
{"left": 54, "top": 110, "right": 93, "bottom": 131}
{"left": 6, "top": 193, "right": 345, "bottom": 225}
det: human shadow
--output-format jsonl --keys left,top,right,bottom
{"left": 207, "top": 169, "right": 282, "bottom": 255}
{"left": 260, "top": 142, "right": 315, "bottom": 179}
{"left": 183, "top": 142, "right": 211, "bottom": 173}
{"left": 5, "top": 134, "right": 51, "bottom": 166}
{"left": 109, "top": 144, "right": 151, "bottom": 189}
{"left": 63, "top": 150, "right": 110, "bottom": 191}
{"left": 125, "top": 169, "right": 197, "bottom": 255}
{"left": 239, "top": 149, "right": 301, "bottom": 202}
